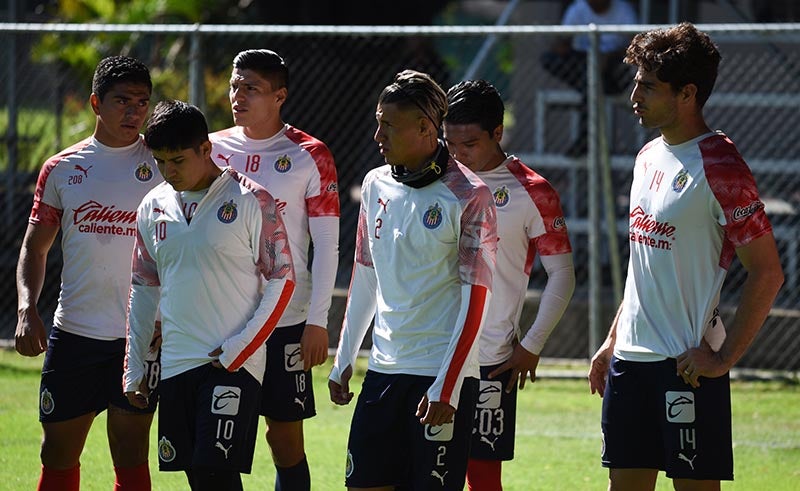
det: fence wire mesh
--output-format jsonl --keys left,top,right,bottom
{"left": 0, "top": 24, "right": 797, "bottom": 370}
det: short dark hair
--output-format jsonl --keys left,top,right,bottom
{"left": 144, "top": 100, "right": 209, "bottom": 152}
{"left": 233, "top": 49, "right": 289, "bottom": 90}
{"left": 624, "top": 22, "right": 721, "bottom": 108}
{"left": 92, "top": 56, "right": 152, "bottom": 102}
{"left": 378, "top": 69, "right": 448, "bottom": 128}
{"left": 444, "top": 80, "right": 504, "bottom": 133}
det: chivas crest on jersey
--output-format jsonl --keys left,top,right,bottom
{"left": 217, "top": 199, "right": 238, "bottom": 223}
{"left": 158, "top": 436, "right": 177, "bottom": 462}
{"left": 423, "top": 202, "right": 443, "bottom": 229}
{"left": 672, "top": 169, "right": 689, "bottom": 192}
{"left": 135, "top": 162, "right": 155, "bottom": 182}
{"left": 40, "top": 388, "right": 55, "bottom": 415}
{"left": 274, "top": 154, "right": 292, "bottom": 173}
{"left": 493, "top": 185, "right": 510, "bottom": 208}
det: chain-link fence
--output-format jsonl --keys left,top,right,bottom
{"left": 1, "top": 23, "right": 797, "bottom": 371}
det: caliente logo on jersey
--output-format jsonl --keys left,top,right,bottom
{"left": 425, "top": 420, "right": 455, "bottom": 442}
{"left": 217, "top": 200, "right": 238, "bottom": 223}
{"left": 665, "top": 391, "right": 695, "bottom": 423}
{"left": 284, "top": 343, "right": 303, "bottom": 372}
{"left": 493, "top": 185, "right": 510, "bottom": 208}
{"left": 477, "top": 381, "right": 502, "bottom": 409}
{"left": 274, "top": 154, "right": 292, "bottom": 173}
{"left": 211, "top": 386, "right": 241, "bottom": 415}
{"left": 135, "top": 162, "right": 155, "bottom": 182}
{"left": 423, "top": 202, "right": 443, "bottom": 229}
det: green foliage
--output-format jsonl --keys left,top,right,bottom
{"left": 0, "top": 103, "right": 96, "bottom": 172}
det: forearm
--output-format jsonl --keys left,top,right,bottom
{"left": 124, "top": 284, "right": 159, "bottom": 392}
{"left": 330, "top": 262, "right": 377, "bottom": 383}
{"left": 429, "top": 284, "right": 490, "bottom": 409}
{"left": 221, "top": 277, "right": 295, "bottom": 371}
{"left": 520, "top": 254, "right": 576, "bottom": 354}
{"left": 718, "top": 267, "right": 783, "bottom": 370}
{"left": 16, "top": 246, "right": 47, "bottom": 313}
{"left": 307, "top": 216, "right": 339, "bottom": 327}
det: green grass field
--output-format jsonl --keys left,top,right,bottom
{"left": 1, "top": 348, "right": 798, "bottom": 490}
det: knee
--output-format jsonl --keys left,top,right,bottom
{"left": 265, "top": 421, "right": 305, "bottom": 463}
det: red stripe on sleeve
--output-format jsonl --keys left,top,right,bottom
{"left": 227, "top": 280, "right": 295, "bottom": 371}
{"left": 440, "top": 284, "right": 488, "bottom": 404}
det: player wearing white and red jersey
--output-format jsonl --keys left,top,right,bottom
{"left": 15, "top": 56, "right": 160, "bottom": 491}
{"left": 209, "top": 49, "right": 340, "bottom": 490}
{"left": 333, "top": 155, "right": 495, "bottom": 401}
{"left": 124, "top": 165, "right": 295, "bottom": 386}
{"left": 330, "top": 70, "right": 497, "bottom": 491}
{"left": 444, "top": 80, "right": 575, "bottom": 491}
{"left": 34, "top": 136, "right": 159, "bottom": 340}
{"left": 210, "top": 124, "right": 338, "bottom": 328}
{"left": 615, "top": 131, "right": 773, "bottom": 361}
{"left": 124, "top": 101, "right": 295, "bottom": 490}
{"left": 588, "top": 24, "right": 783, "bottom": 490}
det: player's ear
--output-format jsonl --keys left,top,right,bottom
{"left": 275, "top": 87, "right": 288, "bottom": 106}
{"left": 89, "top": 93, "right": 101, "bottom": 115}
{"left": 491, "top": 124, "right": 504, "bottom": 143}
{"left": 678, "top": 83, "right": 698, "bottom": 105}
{"left": 419, "top": 116, "right": 435, "bottom": 137}
{"left": 198, "top": 140, "right": 212, "bottom": 159}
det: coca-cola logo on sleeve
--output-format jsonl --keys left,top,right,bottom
{"left": 731, "top": 200, "right": 764, "bottom": 221}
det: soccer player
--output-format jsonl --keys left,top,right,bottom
{"left": 443, "top": 80, "right": 576, "bottom": 491}
{"left": 15, "top": 55, "right": 161, "bottom": 491}
{"left": 329, "top": 69, "right": 498, "bottom": 490}
{"left": 123, "top": 100, "right": 295, "bottom": 490}
{"left": 588, "top": 23, "right": 784, "bottom": 490}
{"left": 209, "top": 49, "right": 340, "bottom": 490}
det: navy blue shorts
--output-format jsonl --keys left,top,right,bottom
{"left": 601, "top": 356, "right": 733, "bottom": 480}
{"left": 39, "top": 326, "right": 158, "bottom": 422}
{"left": 260, "top": 322, "right": 316, "bottom": 421}
{"left": 157, "top": 363, "right": 261, "bottom": 473}
{"left": 345, "top": 370, "right": 478, "bottom": 490}
{"left": 469, "top": 363, "right": 517, "bottom": 461}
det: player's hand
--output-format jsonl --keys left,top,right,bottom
{"left": 301, "top": 324, "right": 328, "bottom": 370}
{"left": 15, "top": 307, "right": 47, "bottom": 357}
{"left": 125, "top": 378, "right": 151, "bottom": 409}
{"left": 676, "top": 340, "right": 727, "bottom": 388}
{"left": 209, "top": 346, "right": 226, "bottom": 369}
{"left": 416, "top": 395, "right": 455, "bottom": 426}
{"left": 488, "top": 344, "right": 540, "bottom": 392}
{"left": 588, "top": 341, "right": 613, "bottom": 397}
{"left": 149, "top": 321, "right": 162, "bottom": 354}
{"left": 328, "top": 364, "right": 354, "bottom": 405}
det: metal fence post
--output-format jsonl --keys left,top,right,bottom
{"left": 587, "top": 24, "right": 602, "bottom": 356}
{"left": 188, "top": 25, "right": 205, "bottom": 113}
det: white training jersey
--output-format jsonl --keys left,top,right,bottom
{"left": 331, "top": 157, "right": 497, "bottom": 409}
{"left": 473, "top": 156, "right": 572, "bottom": 365}
{"left": 210, "top": 124, "right": 340, "bottom": 328}
{"left": 124, "top": 168, "right": 295, "bottom": 390}
{"left": 29, "top": 135, "right": 161, "bottom": 340}
{"left": 615, "top": 132, "right": 773, "bottom": 361}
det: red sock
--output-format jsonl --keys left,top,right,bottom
{"left": 38, "top": 464, "right": 80, "bottom": 491}
{"left": 114, "top": 461, "right": 151, "bottom": 490}
{"left": 466, "top": 458, "right": 503, "bottom": 491}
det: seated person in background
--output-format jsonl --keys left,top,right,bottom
{"left": 541, "top": 0, "right": 639, "bottom": 155}
{"left": 542, "top": 0, "right": 639, "bottom": 96}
